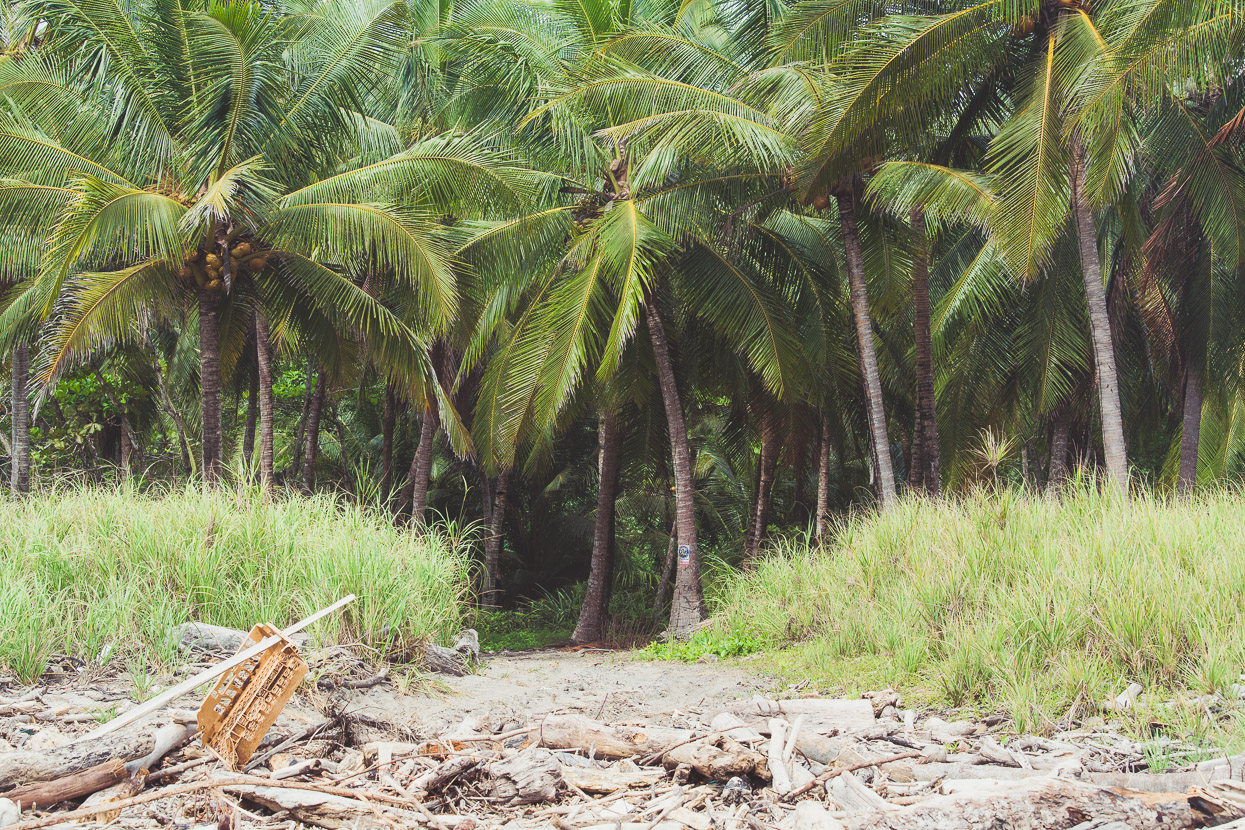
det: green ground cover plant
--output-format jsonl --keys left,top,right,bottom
{"left": 0, "top": 484, "right": 470, "bottom": 682}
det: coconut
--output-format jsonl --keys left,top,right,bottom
{"left": 207, "top": 279, "right": 224, "bottom": 292}
{"left": 812, "top": 195, "right": 830, "bottom": 211}
{"left": 205, "top": 253, "right": 221, "bottom": 267}
{"left": 249, "top": 256, "right": 268, "bottom": 271}
{"left": 231, "top": 242, "right": 252, "bottom": 258}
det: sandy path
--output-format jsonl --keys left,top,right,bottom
{"left": 342, "top": 649, "right": 777, "bottom": 739}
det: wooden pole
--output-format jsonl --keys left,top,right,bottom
{"left": 73, "top": 595, "right": 356, "bottom": 744}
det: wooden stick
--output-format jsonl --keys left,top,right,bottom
{"left": 9, "top": 771, "right": 416, "bottom": 830}
{"left": 782, "top": 750, "right": 920, "bottom": 801}
{"left": 74, "top": 595, "right": 356, "bottom": 743}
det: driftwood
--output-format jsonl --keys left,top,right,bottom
{"left": 539, "top": 714, "right": 691, "bottom": 759}
{"left": 4, "top": 760, "right": 127, "bottom": 811}
{"left": 838, "top": 777, "right": 1201, "bottom": 830}
{"left": 663, "top": 737, "right": 768, "bottom": 780}
{"left": 229, "top": 782, "right": 427, "bottom": 829}
{"left": 728, "top": 698, "right": 875, "bottom": 735}
{"left": 486, "top": 748, "right": 562, "bottom": 805}
{"left": 0, "top": 719, "right": 194, "bottom": 792}
{"left": 173, "top": 621, "right": 309, "bottom": 652}
{"left": 407, "top": 755, "right": 479, "bottom": 794}
{"left": 561, "top": 765, "right": 665, "bottom": 793}
{"left": 422, "top": 644, "right": 470, "bottom": 677}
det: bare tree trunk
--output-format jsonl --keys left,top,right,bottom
{"left": 253, "top": 315, "right": 275, "bottom": 490}
{"left": 198, "top": 290, "right": 224, "bottom": 484}
{"left": 1177, "top": 364, "right": 1203, "bottom": 496}
{"left": 1048, "top": 405, "right": 1070, "bottom": 491}
{"left": 302, "top": 369, "right": 328, "bottom": 494}
{"left": 10, "top": 342, "right": 30, "bottom": 495}
{"left": 573, "top": 410, "right": 623, "bottom": 644}
{"left": 644, "top": 295, "right": 706, "bottom": 637}
{"left": 652, "top": 521, "right": 677, "bottom": 628}
{"left": 815, "top": 414, "right": 832, "bottom": 540}
{"left": 291, "top": 359, "right": 315, "bottom": 479}
{"left": 243, "top": 353, "right": 258, "bottom": 471}
{"left": 1071, "top": 140, "right": 1128, "bottom": 493}
{"left": 149, "top": 343, "right": 193, "bottom": 478}
{"left": 911, "top": 207, "right": 941, "bottom": 495}
{"left": 836, "top": 188, "right": 896, "bottom": 509}
{"left": 399, "top": 405, "right": 438, "bottom": 525}
{"left": 380, "top": 382, "right": 396, "bottom": 498}
{"left": 482, "top": 470, "right": 508, "bottom": 607}
{"left": 744, "top": 408, "right": 779, "bottom": 563}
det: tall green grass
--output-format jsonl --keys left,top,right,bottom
{"left": 707, "top": 486, "right": 1245, "bottom": 737}
{"left": 0, "top": 484, "right": 470, "bottom": 682}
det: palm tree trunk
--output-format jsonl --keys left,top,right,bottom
{"left": 1048, "top": 405, "right": 1070, "bottom": 491}
{"left": 254, "top": 315, "right": 276, "bottom": 490}
{"left": 10, "top": 342, "right": 30, "bottom": 495}
{"left": 644, "top": 295, "right": 706, "bottom": 637}
{"left": 1071, "top": 140, "right": 1128, "bottom": 493}
{"left": 291, "top": 358, "right": 315, "bottom": 478}
{"left": 911, "top": 207, "right": 941, "bottom": 495}
{"left": 652, "top": 520, "right": 677, "bottom": 628}
{"left": 482, "top": 470, "right": 508, "bottom": 607}
{"left": 302, "top": 369, "right": 328, "bottom": 494}
{"left": 573, "top": 410, "right": 623, "bottom": 644}
{"left": 149, "top": 343, "right": 193, "bottom": 478}
{"left": 836, "top": 188, "right": 896, "bottom": 509}
{"left": 243, "top": 355, "right": 258, "bottom": 471}
{"left": 815, "top": 413, "right": 832, "bottom": 539}
{"left": 198, "top": 289, "right": 224, "bottom": 484}
{"left": 381, "top": 382, "right": 396, "bottom": 499}
{"left": 744, "top": 408, "right": 779, "bottom": 563}
{"left": 399, "top": 405, "right": 437, "bottom": 524}
{"left": 1177, "top": 364, "right": 1203, "bottom": 495}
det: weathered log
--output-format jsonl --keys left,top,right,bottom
{"left": 838, "top": 777, "right": 1201, "bottom": 830}
{"left": 173, "top": 621, "right": 309, "bottom": 653}
{"left": 538, "top": 714, "right": 691, "bottom": 760}
{"left": 663, "top": 737, "right": 768, "bottom": 780}
{"left": 229, "top": 783, "right": 426, "bottom": 829}
{"left": 4, "top": 761, "right": 126, "bottom": 811}
{"left": 407, "top": 755, "right": 479, "bottom": 795}
{"left": 422, "top": 644, "right": 470, "bottom": 677}
{"left": 5, "top": 721, "right": 192, "bottom": 811}
{"left": 0, "top": 718, "right": 193, "bottom": 791}
{"left": 560, "top": 765, "right": 665, "bottom": 793}
{"left": 486, "top": 748, "right": 562, "bottom": 805}
{"left": 726, "top": 698, "right": 875, "bottom": 735}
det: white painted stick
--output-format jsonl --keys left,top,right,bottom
{"left": 74, "top": 594, "right": 357, "bottom": 743}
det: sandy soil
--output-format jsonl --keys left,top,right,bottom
{"left": 341, "top": 649, "right": 779, "bottom": 740}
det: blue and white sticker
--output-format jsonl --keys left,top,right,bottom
{"left": 677, "top": 544, "right": 691, "bottom": 566}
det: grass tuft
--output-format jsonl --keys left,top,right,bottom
{"left": 0, "top": 483, "right": 470, "bottom": 682}
{"left": 698, "top": 486, "right": 1245, "bottom": 742}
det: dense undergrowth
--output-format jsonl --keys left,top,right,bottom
{"left": 0, "top": 484, "right": 469, "bottom": 682}
{"left": 657, "top": 485, "right": 1245, "bottom": 741}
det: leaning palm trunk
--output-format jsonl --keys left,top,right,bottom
{"left": 644, "top": 295, "right": 706, "bottom": 637}
{"left": 302, "top": 369, "right": 328, "bottom": 494}
{"left": 10, "top": 342, "right": 30, "bottom": 495}
{"left": 254, "top": 315, "right": 276, "bottom": 490}
{"left": 1071, "top": 141, "right": 1128, "bottom": 493}
{"left": 482, "top": 470, "right": 508, "bottom": 607}
{"left": 911, "top": 208, "right": 941, "bottom": 495}
{"left": 572, "top": 410, "right": 622, "bottom": 644}
{"left": 1178, "top": 364, "right": 1203, "bottom": 495}
{"left": 198, "top": 290, "right": 224, "bottom": 484}
{"left": 744, "top": 408, "right": 779, "bottom": 562}
{"left": 836, "top": 188, "right": 896, "bottom": 509}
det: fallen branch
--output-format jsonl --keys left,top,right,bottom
{"left": 783, "top": 750, "right": 921, "bottom": 801}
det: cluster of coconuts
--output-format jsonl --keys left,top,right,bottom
{"left": 1013, "top": 0, "right": 1086, "bottom": 38}
{"left": 175, "top": 242, "right": 270, "bottom": 293}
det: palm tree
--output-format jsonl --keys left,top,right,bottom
{"left": 0, "top": 0, "right": 523, "bottom": 483}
